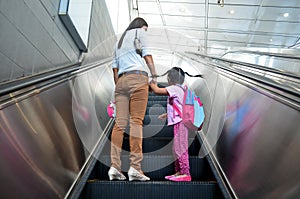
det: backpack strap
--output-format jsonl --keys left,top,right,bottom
{"left": 172, "top": 85, "right": 186, "bottom": 117}
{"left": 135, "top": 29, "right": 138, "bottom": 38}
{"left": 176, "top": 84, "right": 186, "bottom": 92}
{"left": 173, "top": 103, "right": 182, "bottom": 117}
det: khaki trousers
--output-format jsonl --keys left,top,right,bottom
{"left": 110, "top": 73, "right": 149, "bottom": 171}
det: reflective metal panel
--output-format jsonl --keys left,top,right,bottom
{"left": 0, "top": 83, "right": 85, "bottom": 198}
{"left": 216, "top": 81, "right": 300, "bottom": 198}
{"left": 204, "top": 67, "right": 300, "bottom": 198}
{"left": 0, "top": 63, "right": 114, "bottom": 198}
{"left": 184, "top": 52, "right": 300, "bottom": 198}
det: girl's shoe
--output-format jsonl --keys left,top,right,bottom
{"left": 108, "top": 167, "right": 126, "bottom": 181}
{"left": 165, "top": 172, "right": 180, "bottom": 180}
{"left": 128, "top": 167, "right": 150, "bottom": 181}
{"left": 169, "top": 174, "right": 191, "bottom": 182}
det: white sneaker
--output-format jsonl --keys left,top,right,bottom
{"left": 108, "top": 167, "right": 126, "bottom": 181}
{"left": 128, "top": 167, "right": 150, "bottom": 181}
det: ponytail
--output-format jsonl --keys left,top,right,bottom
{"left": 151, "top": 69, "right": 203, "bottom": 78}
{"left": 184, "top": 72, "right": 203, "bottom": 78}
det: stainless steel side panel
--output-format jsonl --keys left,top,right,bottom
{"left": 0, "top": 63, "right": 114, "bottom": 198}
{"left": 217, "top": 78, "right": 300, "bottom": 198}
{"left": 194, "top": 61, "right": 300, "bottom": 198}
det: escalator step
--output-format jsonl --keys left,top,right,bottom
{"left": 147, "top": 100, "right": 167, "bottom": 107}
{"left": 93, "top": 155, "right": 214, "bottom": 181}
{"left": 81, "top": 181, "right": 222, "bottom": 199}
{"left": 100, "top": 135, "right": 199, "bottom": 156}
{"left": 145, "top": 106, "right": 166, "bottom": 116}
{"left": 143, "top": 125, "right": 173, "bottom": 137}
{"left": 143, "top": 115, "right": 167, "bottom": 125}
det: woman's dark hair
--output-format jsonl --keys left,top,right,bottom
{"left": 118, "top": 17, "right": 148, "bottom": 49}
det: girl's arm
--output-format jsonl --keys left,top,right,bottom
{"left": 149, "top": 81, "right": 168, "bottom": 95}
{"left": 158, "top": 113, "right": 167, "bottom": 120}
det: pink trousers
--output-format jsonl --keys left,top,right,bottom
{"left": 173, "top": 122, "right": 190, "bottom": 175}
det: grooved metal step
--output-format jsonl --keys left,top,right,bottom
{"left": 100, "top": 134, "right": 200, "bottom": 156}
{"left": 91, "top": 155, "right": 214, "bottom": 181}
{"left": 81, "top": 181, "right": 222, "bottom": 199}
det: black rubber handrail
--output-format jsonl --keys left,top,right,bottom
{"left": 187, "top": 52, "right": 300, "bottom": 79}
{"left": 223, "top": 49, "right": 300, "bottom": 60}
{"left": 0, "top": 57, "right": 113, "bottom": 96}
{"left": 185, "top": 52, "right": 300, "bottom": 98}
{"left": 0, "top": 63, "right": 81, "bottom": 96}
{"left": 184, "top": 52, "right": 300, "bottom": 110}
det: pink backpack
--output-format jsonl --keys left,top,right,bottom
{"left": 173, "top": 85, "right": 205, "bottom": 131}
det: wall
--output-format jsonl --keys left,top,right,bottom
{"left": 0, "top": 0, "right": 80, "bottom": 82}
{"left": 82, "top": 0, "right": 116, "bottom": 65}
{"left": 0, "top": 0, "right": 115, "bottom": 83}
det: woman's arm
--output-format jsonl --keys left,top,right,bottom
{"left": 149, "top": 81, "right": 168, "bottom": 95}
{"left": 144, "top": 55, "right": 157, "bottom": 83}
{"left": 113, "top": 68, "right": 119, "bottom": 84}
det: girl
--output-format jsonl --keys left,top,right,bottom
{"left": 149, "top": 67, "right": 192, "bottom": 182}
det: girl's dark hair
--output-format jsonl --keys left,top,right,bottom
{"left": 118, "top": 17, "right": 148, "bottom": 49}
{"left": 155, "top": 67, "right": 203, "bottom": 83}
{"left": 167, "top": 67, "right": 185, "bottom": 85}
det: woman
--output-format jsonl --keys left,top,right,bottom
{"left": 108, "top": 17, "right": 157, "bottom": 181}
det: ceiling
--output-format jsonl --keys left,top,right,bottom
{"left": 130, "top": 0, "right": 300, "bottom": 57}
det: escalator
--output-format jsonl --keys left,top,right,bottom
{"left": 1, "top": 52, "right": 299, "bottom": 199}
{"left": 78, "top": 89, "right": 225, "bottom": 199}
